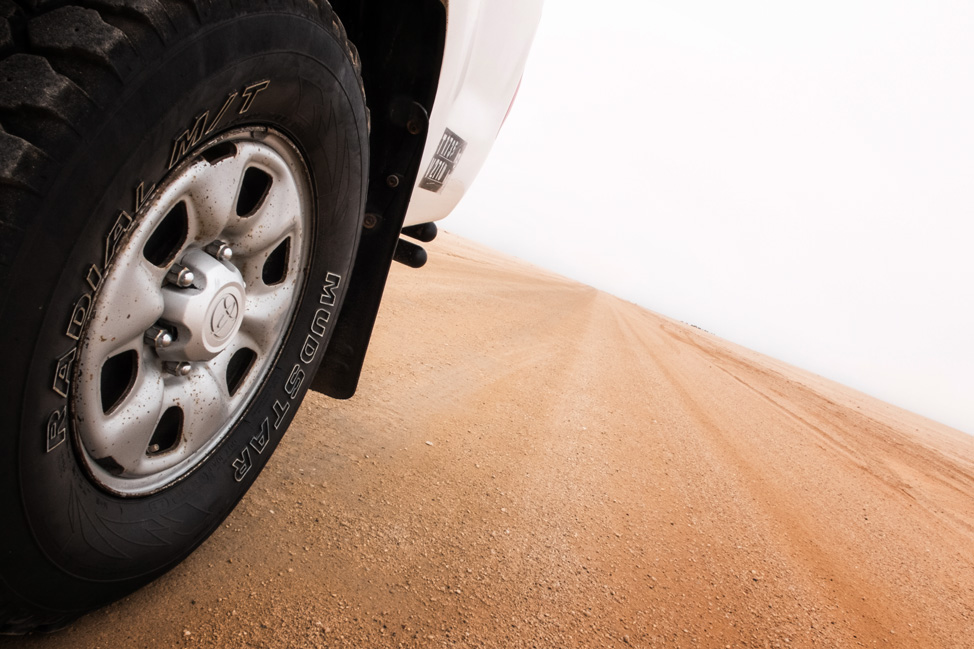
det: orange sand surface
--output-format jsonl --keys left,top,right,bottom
{"left": 10, "top": 232, "right": 973, "bottom": 648}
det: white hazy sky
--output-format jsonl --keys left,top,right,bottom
{"left": 446, "top": 0, "right": 974, "bottom": 435}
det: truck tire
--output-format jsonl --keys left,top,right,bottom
{"left": 0, "top": 0, "right": 368, "bottom": 632}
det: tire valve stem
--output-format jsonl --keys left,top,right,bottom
{"left": 204, "top": 240, "right": 233, "bottom": 262}
{"left": 144, "top": 326, "right": 173, "bottom": 349}
{"left": 166, "top": 264, "right": 195, "bottom": 288}
{"left": 163, "top": 361, "right": 192, "bottom": 377}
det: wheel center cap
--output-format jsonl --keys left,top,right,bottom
{"left": 158, "top": 248, "right": 247, "bottom": 362}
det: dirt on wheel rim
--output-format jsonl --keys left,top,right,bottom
{"left": 12, "top": 232, "right": 974, "bottom": 648}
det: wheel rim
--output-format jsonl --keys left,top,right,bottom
{"left": 73, "top": 127, "right": 312, "bottom": 496}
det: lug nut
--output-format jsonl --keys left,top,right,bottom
{"left": 166, "top": 264, "right": 195, "bottom": 288}
{"left": 144, "top": 326, "right": 173, "bottom": 349}
{"left": 163, "top": 361, "right": 192, "bottom": 377}
{"left": 204, "top": 240, "right": 233, "bottom": 262}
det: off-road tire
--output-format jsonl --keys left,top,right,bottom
{"left": 0, "top": 0, "right": 368, "bottom": 632}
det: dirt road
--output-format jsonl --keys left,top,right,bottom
{"left": 8, "top": 233, "right": 974, "bottom": 648}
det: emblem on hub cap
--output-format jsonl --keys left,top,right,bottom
{"left": 209, "top": 292, "right": 241, "bottom": 340}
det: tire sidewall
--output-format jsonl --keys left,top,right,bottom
{"left": 0, "top": 11, "right": 366, "bottom": 611}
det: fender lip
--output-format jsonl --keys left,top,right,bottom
{"left": 403, "top": 0, "right": 545, "bottom": 227}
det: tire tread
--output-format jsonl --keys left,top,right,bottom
{"left": 0, "top": 0, "right": 363, "bottom": 285}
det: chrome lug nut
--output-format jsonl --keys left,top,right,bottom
{"left": 163, "top": 361, "right": 192, "bottom": 377}
{"left": 204, "top": 240, "right": 233, "bottom": 262}
{"left": 166, "top": 264, "right": 195, "bottom": 288}
{"left": 144, "top": 326, "right": 173, "bottom": 349}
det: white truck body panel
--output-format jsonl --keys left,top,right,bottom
{"left": 402, "top": 0, "right": 544, "bottom": 227}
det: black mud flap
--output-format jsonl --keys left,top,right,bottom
{"left": 310, "top": 100, "right": 430, "bottom": 399}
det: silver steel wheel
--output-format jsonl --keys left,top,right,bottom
{"left": 73, "top": 128, "right": 312, "bottom": 496}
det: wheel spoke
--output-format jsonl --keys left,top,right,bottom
{"left": 87, "top": 260, "right": 165, "bottom": 364}
{"left": 222, "top": 158, "right": 302, "bottom": 258}
{"left": 239, "top": 282, "right": 298, "bottom": 350}
{"left": 234, "top": 236, "right": 296, "bottom": 293}
{"left": 180, "top": 153, "right": 252, "bottom": 243}
{"left": 169, "top": 364, "right": 234, "bottom": 456}
{"left": 208, "top": 329, "right": 264, "bottom": 382}
{"left": 86, "top": 361, "right": 166, "bottom": 473}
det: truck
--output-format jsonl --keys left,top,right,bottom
{"left": 0, "top": 0, "right": 543, "bottom": 631}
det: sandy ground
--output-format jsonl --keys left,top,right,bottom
{"left": 6, "top": 232, "right": 974, "bottom": 648}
